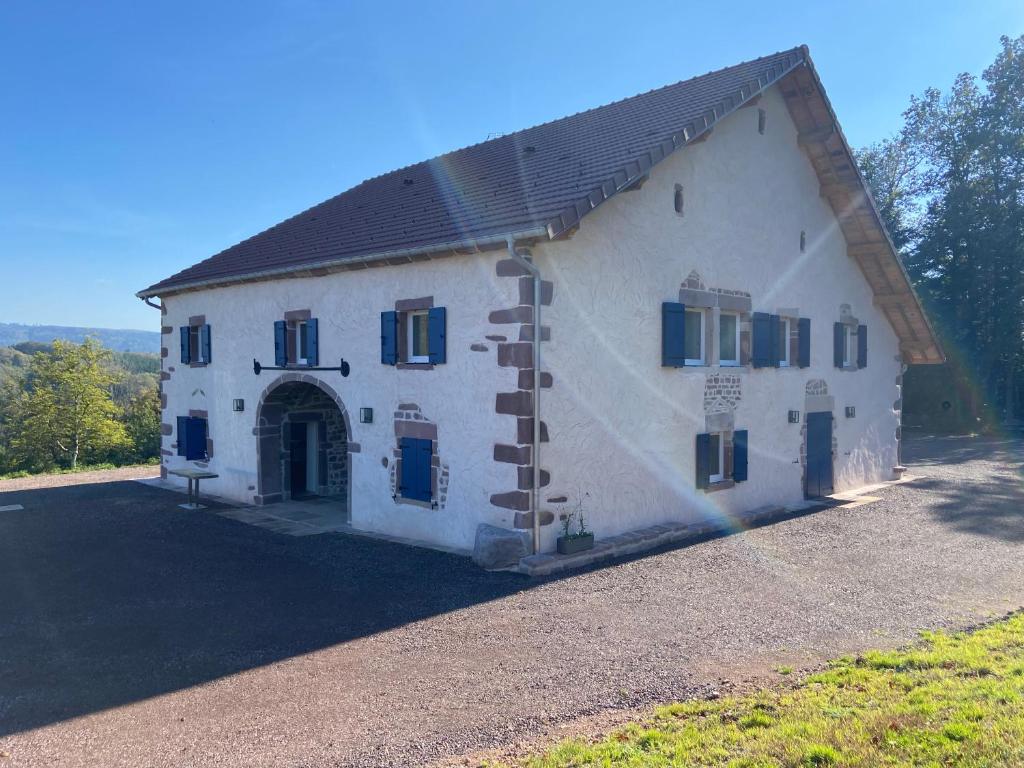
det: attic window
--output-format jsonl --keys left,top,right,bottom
{"left": 800, "top": 230, "right": 807, "bottom": 252}
{"left": 674, "top": 184, "right": 684, "bottom": 216}
{"left": 403, "top": 178, "right": 414, "bottom": 186}
{"left": 523, "top": 146, "right": 536, "bottom": 154}
{"left": 758, "top": 109, "right": 767, "bottom": 135}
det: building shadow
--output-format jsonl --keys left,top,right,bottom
{"left": 0, "top": 480, "right": 532, "bottom": 737}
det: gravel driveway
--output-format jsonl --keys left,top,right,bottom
{"left": 1, "top": 435, "right": 1023, "bottom": 767}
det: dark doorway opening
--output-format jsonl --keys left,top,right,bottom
{"left": 289, "top": 422, "right": 310, "bottom": 498}
{"left": 805, "top": 411, "right": 834, "bottom": 498}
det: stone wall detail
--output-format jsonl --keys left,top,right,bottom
{"left": 390, "top": 403, "right": 449, "bottom": 509}
{"left": 490, "top": 255, "right": 555, "bottom": 529}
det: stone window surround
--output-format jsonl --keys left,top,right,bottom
{"left": 171, "top": 408, "right": 213, "bottom": 466}
{"left": 701, "top": 407, "right": 738, "bottom": 494}
{"left": 186, "top": 315, "right": 208, "bottom": 368}
{"left": 391, "top": 404, "right": 447, "bottom": 509}
{"left": 394, "top": 296, "right": 435, "bottom": 371}
{"left": 679, "top": 284, "right": 752, "bottom": 369}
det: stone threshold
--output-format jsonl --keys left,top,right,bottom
{"left": 518, "top": 476, "right": 920, "bottom": 578}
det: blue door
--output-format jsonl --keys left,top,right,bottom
{"left": 805, "top": 411, "right": 833, "bottom": 498}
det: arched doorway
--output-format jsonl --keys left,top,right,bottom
{"left": 254, "top": 374, "right": 350, "bottom": 511}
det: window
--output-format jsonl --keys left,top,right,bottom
{"left": 778, "top": 317, "right": 792, "bottom": 367}
{"left": 842, "top": 326, "right": 854, "bottom": 367}
{"left": 406, "top": 310, "right": 430, "bottom": 363}
{"left": 758, "top": 108, "right": 767, "bottom": 135}
{"left": 833, "top": 322, "right": 867, "bottom": 369}
{"left": 708, "top": 433, "right": 724, "bottom": 483}
{"left": 381, "top": 307, "right": 447, "bottom": 366}
{"left": 274, "top": 317, "right": 318, "bottom": 367}
{"left": 179, "top": 324, "right": 211, "bottom": 365}
{"left": 719, "top": 312, "right": 740, "bottom": 366}
{"left": 176, "top": 416, "right": 208, "bottom": 461}
{"left": 684, "top": 308, "right": 704, "bottom": 365}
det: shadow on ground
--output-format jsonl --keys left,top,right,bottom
{"left": 904, "top": 434, "right": 1024, "bottom": 543}
{"left": 0, "top": 480, "right": 530, "bottom": 737}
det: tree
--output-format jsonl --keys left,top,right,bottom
{"left": 858, "top": 35, "right": 1024, "bottom": 426}
{"left": 9, "top": 338, "right": 131, "bottom": 470}
{"left": 122, "top": 383, "right": 161, "bottom": 463}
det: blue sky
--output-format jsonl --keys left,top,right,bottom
{"left": 1, "top": 1, "right": 1020, "bottom": 332}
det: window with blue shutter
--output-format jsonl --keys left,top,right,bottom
{"left": 797, "top": 318, "right": 811, "bottom": 368}
{"left": 833, "top": 322, "right": 845, "bottom": 368}
{"left": 695, "top": 432, "right": 711, "bottom": 489}
{"left": 733, "top": 429, "right": 748, "bottom": 482}
{"left": 274, "top": 321, "right": 288, "bottom": 367}
{"left": 661, "top": 302, "right": 686, "bottom": 367}
{"left": 381, "top": 311, "right": 398, "bottom": 365}
{"left": 176, "top": 417, "right": 208, "bottom": 461}
{"left": 200, "top": 324, "right": 212, "bottom": 364}
{"left": 427, "top": 307, "right": 446, "bottom": 364}
{"left": 752, "top": 312, "right": 772, "bottom": 368}
{"left": 770, "top": 314, "right": 783, "bottom": 367}
{"left": 399, "top": 437, "right": 432, "bottom": 502}
{"left": 305, "top": 318, "right": 319, "bottom": 366}
{"left": 857, "top": 324, "right": 867, "bottom": 369}
{"left": 179, "top": 327, "right": 191, "bottom": 364}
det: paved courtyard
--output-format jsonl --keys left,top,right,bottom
{"left": 1, "top": 435, "right": 1024, "bottom": 767}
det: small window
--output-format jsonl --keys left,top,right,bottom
{"left": 674, "top": 184, "right": 684, "bottom": 216}
{"left": 296, "top": 320, "right": 310, "bottom": 365}
{"left": 719, "top": 312, "right": 740, "bottom": 366}
{"left": 758, "top": 108, "right": 767, "bottom": 135}
{"left": 176, "top": 416, "right": 208, "bottom": 461}
{"left": 708, "top": 432, "right": 724, "bottom": 483}
{"left": 843, "top": 325, "right": 853, "bottom": 367}
{"left": 778, "top": 317, "right": 792, "bottom": 367}
{"left": 800, "top": 230, "right": 807, "bottom": 252}
{"left": 684, "top": 308, "right": 704, "bottom": 365}
{"left": 398, "top": 436, "right": 432, "bottom": 502}
{"left": 406, "top": 310, "right": 430, "bottom": 363}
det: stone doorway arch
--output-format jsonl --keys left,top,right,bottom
{"left": 254, "top": 374, "right": 352, "bottom": 511}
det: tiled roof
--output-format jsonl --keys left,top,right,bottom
{"left": 140, "top": 47, "right": 806, "bottom": 296}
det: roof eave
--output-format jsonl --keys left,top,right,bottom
{"left": 137, "top": 226, "right": 550, "bottom": 299}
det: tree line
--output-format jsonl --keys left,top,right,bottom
{"left": 0, "top": 338, "right": 160, "bottom": 476}
{"left": 857, "top": 35, "right": 1024, "bottom": 430}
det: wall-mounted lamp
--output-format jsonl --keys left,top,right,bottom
{"left": 788, "top": 410, "right": 800, "bottom": 424}
{"left": 232, "top": 399, "right": 245, "bottom": 412}
{"left": 845, "top": 406, "right": 856, "bottom": 418}
{"left": 359, "top": 407, "right": 373, "bottom": 424}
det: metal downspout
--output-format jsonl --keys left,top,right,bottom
{"left": 506, "top": 237, "right": 542, "bottom": 554}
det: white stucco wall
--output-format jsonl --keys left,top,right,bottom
{"left": 160, "top": 251, "right": 526, "bottom": 551}
{"left": 530, "top": 84, "right": 901, "bottom": 551}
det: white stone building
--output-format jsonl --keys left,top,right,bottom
{"left": 139, "top": 46, "right": 942, "bottom": 557}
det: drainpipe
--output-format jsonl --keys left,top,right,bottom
{"left": 506, "top": 237, "right": 542, "bottom": 555}
{"left": 142, "top": 296, "right": 162, "bottom": 311}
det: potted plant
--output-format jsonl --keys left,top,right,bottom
{"left": 556, "top": 491, "right": 594, "bottom": 555}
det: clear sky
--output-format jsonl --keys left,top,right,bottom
{"left": 1, "top": 1, "right": 1020, "bottom": 332}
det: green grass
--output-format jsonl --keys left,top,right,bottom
{"left": 504, "top": 612, "right": 1024, "bottom": 768}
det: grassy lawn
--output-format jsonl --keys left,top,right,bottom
{"left": 505, "top": 612, "right": 1024, "bottom": 767}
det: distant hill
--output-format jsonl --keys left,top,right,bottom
{"left": 0, "top": 323, "right": 160, "bottom": 354}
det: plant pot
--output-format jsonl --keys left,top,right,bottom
{"left": 557, "top": 532, "right": 594, "bottom": 555}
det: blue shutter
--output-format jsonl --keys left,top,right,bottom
{"left": 752, "top": 312, "right": 771, "bottom": 368}
{"left": 381, "top": 311, "right": 398, "bottom": 365}
{"left": 185, "top": 417, "right": 207, "bottom": 460}
{"left": 179, "top": 327, "right": 190, "bottom": 364}
{"left": 399, "top": 437, "right": 432, "bottom": 501}
{"left": 427, "top": 307, "right": 446, "bottom": 364}
{"left": 695, "top": 433, "right": 711, "bottom": 489}
{"left": 274, "top": 321, "right": 288, "bottom": 367}
{"left": 176, "top": 416, "right": 188, "bottom": 456}
{"left": 306, "top": 318, "right": 319, "bottom": 366}
{"left": 833, "top": 322, "right": 845, "bottom": 368}
{"left": 770, "top": 314, "right": 782, "bottom": 367}
{"left": 200, "top": 324, "right": 212, "bottom": 363}
{"left": 857, "top": 324, "right": 867, "bottom": 369}
{"left": 733, "top": 429, "right": 748, "bottom": 482}
{"left": 661, "top": 302, "right": 686, "bottom": 367}
{"left": 797, "top": 318, "right": 811, "bottom": 368}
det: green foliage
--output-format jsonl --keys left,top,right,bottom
{"left": 0, "top": 338, "right": 160, "bottom": 475}
{"left": 511, "top": 612, "right": 1024, "bottom": 767}
{"left": 858, "top": 35, "right": 1024, "bottom": 425}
